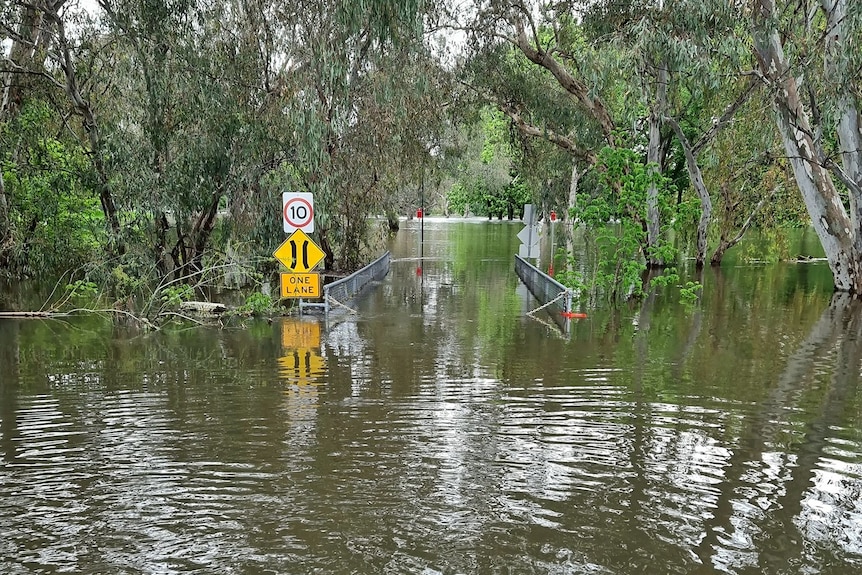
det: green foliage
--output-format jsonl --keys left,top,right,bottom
{"left": 447, "top": 183, "right": 472, "bottom": 216}
{"left": 236, "top": 292, "right": 274, "bottom": 316}
{"left": 561, "top": 145, "right": 684, "bottom": 305}
{"left": 65, "top": 280, "right": 99, "bottom": 299}
{"left": 159, "top": 284, "right": 195, "bottom": 307}
{"left": 2, "top": 101, "right": 105, "bottom": 274}
{"left": 737, "top": 229, "right": 792, "bottom": 264}
{"left": 444, "top": 107, "right": 537, "bottom": 219}
{"left": 650, "top": 269, "right": 702, "bottom": 305}
{"left": 0, "top": 0, "right": 834, "bottom": 294}
{"left": 107, "top": 264, "right": 147, "bottom": 297}
{"left": 679, "top": 281, "right": 703, "bottom": 304}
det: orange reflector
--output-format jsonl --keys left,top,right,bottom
{"left": 562, "top": 311, "right": 588, "bottom": 319}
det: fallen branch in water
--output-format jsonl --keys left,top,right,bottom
{"left": 0, "top": 308, "right": 158, "bottom": 330}
{"left": 179, "top": 301, "right": 228, "bottom": 314}
{"left": 0, "top": 311, "right": 55, "bottom": 318}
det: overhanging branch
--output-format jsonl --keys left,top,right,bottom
{"left": 499, "top": 102, "right": 596, "bottom": 164}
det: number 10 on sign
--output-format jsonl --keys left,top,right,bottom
{"left": 283, "top": 192, "right": 314, "bottom": 233}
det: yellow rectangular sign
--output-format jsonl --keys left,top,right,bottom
{"left": 280, "top": 273, "right": 320, "bottom": 299}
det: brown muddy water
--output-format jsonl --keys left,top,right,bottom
{"left": 1, "top": 219, "right": 860, "bottom": 574}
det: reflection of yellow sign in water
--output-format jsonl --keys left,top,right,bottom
{"left": 281, "top": 319, "right": 321, "bottom": 349}
{"left": 278, "top": 349, "right": 326, "bottom": 381}
{"left": 279, "top": 319, "right": 326, "bottom": 386}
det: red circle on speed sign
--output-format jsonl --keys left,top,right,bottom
{"left": 283, "top": 197, "right": 314, "bottom": 229}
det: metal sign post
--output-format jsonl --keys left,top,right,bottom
{"left": 276, "top": 195, "right": 325, "bottom": 312}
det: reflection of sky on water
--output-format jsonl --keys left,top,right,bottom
{"left": 801, "top": 456, "right": 862, "bottom": 555}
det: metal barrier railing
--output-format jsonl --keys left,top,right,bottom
{"left": 309, "top": 251, "right": 391, "bottom": 314}
{"left": 515, "top": 254, "right": 573, "bottom": 331}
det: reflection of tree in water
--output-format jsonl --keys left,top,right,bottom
{"left": 690, "top": 293, "right": 862, "bottom": 573}
{"left": 0, "top": 321, "right": 20, "bottom": 463}
{"left": 569, "top": 282, "right": 862, "bottom": 573}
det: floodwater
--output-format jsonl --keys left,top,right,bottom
{"left": 1, "top": 219, "right": 860, "bottom": 574}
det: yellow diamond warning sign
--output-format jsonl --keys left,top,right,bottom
{"left": 280, "top": 273, "right": 320, "bottom": 298}
{"left": 273, "top": 230, "right": 325, "bottom": 273}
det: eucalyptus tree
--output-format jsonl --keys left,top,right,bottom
{"left": 93, "top": 0, "right": 296, "bottom": 278}
{"left": 46, "top": 2, "right": 124, "bottom": 254}
{"left": 460, "top": 28, "right": 603, "bottom": 214}
{"left": 582, "top": 0, "right": 673, "bottom": 265}
{"left": 86, "top": 0, "right": 437, "bottom": 276}
{"left": 1, "top": 0, "right": 62, "bottom": 121}
{"left": 1, "top": 0, "right": 67, "bottom": 263}
{"left": 460, "top": 2, "right": 615, "bottom": 169}
{"left": 1, "top": 0, "right": 443, "bottom": 283}
{"left": 1, "top": 0, "right": 128, "bottom": 269}
{"left": 444, "top": 106, "right": 531, "bottom": 219}
{"left": 277, "top": 0, "right": 441, "bottom": 270}
{"left": 623, "top": 0, "right": 763, "bottom": 267}
{"left": 694, "top": 93, "right": 795, "bottom": 266}
{"left": 459, "top": 1, "right": 697, "bottom": 267}
{"left": 752, "top": 0, "right": 862, "bottom": 292}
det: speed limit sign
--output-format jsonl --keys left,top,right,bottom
{"left": 282, "top": 192, "right": 314, "bottom": 233}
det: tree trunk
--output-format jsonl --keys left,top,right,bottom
{"left": 0, "top": 171, "right": 9, "bottom": 248}
{"left": 568, "top": 161, "right": 580, "bottom": 214}
{"left": 512, "top": 18, "right": 615, "bottom": 145}
{"left": 1, "top": 1, "right": 66, "bottom": 260}
{"left": 664, "top": 79, "right": 758, "bottom": 267}
{"left": 0, "top": 3, "right": 56, "bottom": 120}
{"left": 47, "top": 6, "right": 125, "bottom": 256}
{"left": 824, "top": 0, "right": 862, "bottom": 262}
{"left": 754, "top": 0, "right": 862, "bottom": 292}
{"left": 186, "top": 191, "right": 222, "bottom": 275}
{"left": 711, "top": 184, "right": 776, "bottom": 266}
{"left": 154, "top": 211, "right": 170, "bottom": 277}
{"left": 646, "top": 64, "right": 668, "bottom": 267}
{"left": 318, "top": 226, "right": 335, "bottom": 270}
{"left": 666, "top": 117, "right": 711, "bottom": 267}
{"left": 836, "top": 94, "right": 862, "bottom": 245}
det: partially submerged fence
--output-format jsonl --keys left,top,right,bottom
{"left": 514, "top": 254, "right": 573, "bottom": 331}
{"left": 301, "top": 251, "right": 391, "bottom": 315}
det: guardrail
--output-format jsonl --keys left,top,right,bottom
{"left": 301, "top": 251, "right": 391, "bottom": 315}
{"left": 515, "top": 254, "right": 573, "bottom": 331}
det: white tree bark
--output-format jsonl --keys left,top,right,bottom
{"left": 824, "top": 0, "right": 862, "bottom": 260}
{"left": 666, "top": 117, "right": 711, "bottom": 266}
{"left": 646, "top": 64, "right": 668, "bottom": 266}
{"left": 754, "top": 0, "right": 861, "bottom": 291}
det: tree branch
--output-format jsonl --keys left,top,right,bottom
{"left": 510, "top": 17, "right": 615, "bottom": 144}
{"left": 500, "top": 102, "right": 596, "bottom": 164}
{"left": 727, "top": 185, "right": 779, "bottom": 247}
{"left": 692, "top": 77, "right": 760, "bottom": 156}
